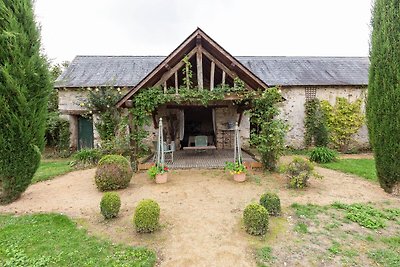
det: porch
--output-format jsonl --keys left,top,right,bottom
{"left": 144, "top": 149, "right": 257, "bottom": 169}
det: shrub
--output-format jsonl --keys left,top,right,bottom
{"left": 250, "top": 88, "right": 288, "bottom": 171}
{"left": 367, "top": 0, "right": 400, "bottom": 193}
{"left": 0, "top": 0, "right": 52, "bottom": 203}
{"left": 243, "top": 203, "right": 269, "bottom": 236}
{"left": 286, "top": 157, "right": 322, "bottom": 189}
{"left": 321, "top": 98, "right": 364, "bottom": 152}
{"left": 100, "top": 192, "right": 121, "bottom": 219}
{"left": 259, "top": 192, "right": 281, "bottom": 216}
{"left": 95, "top": 155, "right": 133, "bottom": 191}
{"left": 309, "top": 147, "right": 337, "bottom": 163}
{"left": 133, "top": 199, "right": 160, "bottom": 233}
{"left": 72, "top": 148, "right": 102, "bottom": 167}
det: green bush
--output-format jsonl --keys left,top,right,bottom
{"left": 100, "top": 192, "right": 121, "bottom": 219}
{"left": 367, "top": 0, "right": 400, "bottom": 193}
{"left": 243, "top": 203, "right": 269, "bottom": 236}
{"left": 95, "top": 155, "right": 133, "bottom": 191}
{"left": 133, "top": 199, "right": 160, "bottom": 233}
{"left": 259, "top": 192, "right": 281, "bottom": 216}
{"left": 286, "top": 157, "right": 322, "bottom": 189}
{"left": 0, "top": 0, "right": 52, "bottom": 204}
{"left": 72, "top": 149, "right": 102, "bottom": 167}
{"left": 309, "top": 147, "right": 337, "bottom": 163}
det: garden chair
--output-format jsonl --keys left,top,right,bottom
{"left": 153, "top": 141, "right": 175, "bottom": 163}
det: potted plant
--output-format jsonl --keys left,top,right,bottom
{"left": 147, "top": 164, "right": 169, "bottom": 184}
{"left": 225, "top": 161, "right": 247, "bottom": 182}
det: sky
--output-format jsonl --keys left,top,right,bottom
{"left": 34, "top": 0, "right": 374, "bottom": 64}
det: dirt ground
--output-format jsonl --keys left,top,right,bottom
{"left": 0, "top": 155, "right": 398, "bottom": 267}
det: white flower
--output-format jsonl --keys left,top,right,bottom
{"left": 89, "top": 110, "right": 93, "bottom": 114}
{"left": 107, "top": 105, "right": 110, "bottom": 108}
{"left": 79, "top": 102, "right": 85, "bottom": 107}
{"left": 117, "top": 87, "right": 121, "bottom": 91}
{"left": 95, "top": 88, "right": 99, "bottom": 92}
{"left": 87, "top": 87, "right": 91, "bottom": 91}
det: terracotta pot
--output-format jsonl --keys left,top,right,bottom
{"left": 233, "top": 173, "right": 246, "bottom": 182}
{"left": 155, "top": 173, "right": 168, "bottom": 184}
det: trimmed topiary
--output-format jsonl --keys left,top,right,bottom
{"left": 95, "top": 155, "right": 133, "bottom": 191}
{"left": 309, "top": 147, "right": 337, "bottom": 163}
{"left": 259, "top": 192, "right": 281, "bottom": 216}
{"left": 100, "top": 192, "right": 121, "bottom": 219}
{"left": 133, "top": 199, "right": 160, "bottom": 233}
{"left": 243, "top": 203, "right": 269, "bottom": 236}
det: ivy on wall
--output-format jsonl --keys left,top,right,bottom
{"left": 250, "top": 88, "right": 288, "bottom": 171}
{"left": 304, "top": 99, "right": 329, "bottom": 147}
{"left": 321, "top": 97, "right": 364, "bottom": 152}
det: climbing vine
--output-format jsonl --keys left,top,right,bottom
{"left": 321, "top": 97, "right": 364, "bottom": 152}
{"left": 250, "top": 87, "right": 288, "bottom": 171}
{"left": 304, "top": 99, "right": 329, "bottom": 147}
{"left": 81, "top": 86, "right": 124, "bottom": 143}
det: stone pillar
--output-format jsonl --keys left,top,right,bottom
{"left": 69, "top": 115, "right": 78, "bottom": 151}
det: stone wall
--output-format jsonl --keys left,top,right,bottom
{"left": 280, "top": 86, "right": 369, "bottom": 149}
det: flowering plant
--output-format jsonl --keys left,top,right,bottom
{"left": 147, "top": 164, "right": 169, "bottom": 179}
{"left": 224, "top": 161, "right": 247, "bottom": 175}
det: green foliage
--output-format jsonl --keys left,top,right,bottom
{"left": 255, "top": 246, "right": 275, "bottom": 266}
{"left": 243, "top": 203, "right": 269, "bottom": 236}
{"left": 304, "top": 99, "right": 329, "bottom": 147}
{"left": 368, "top": 249, "right": 400, "bottom": 267}
{"left": 309, "top": 147, "right": 337, "bottom": 163}
{"left": 133, "top": 199, "right": 160, "bottom": 233}
{"left": 95, "top": 155, "right": 133, "bottom": 191}
{"left": 147, "top": 164, "right": 169, "bottom": 180}
{"left": 290, "top": 203, "right": 326, "bottom": 219}
{"left": 100, "top": 192, "right": 121, "bottom": 219}
{"left": 321, "top": 159, "right": 377, "bottom": 181}
{"left": 83, "top": 87, "right": 123, "bottom": 142}
{"left": 0, "top": 213, "right": 156, "bottom": 266}
{"left": 224, "top": 161, "right": 247, "bottom": 175}
{"left": 0, "top": 0, "right": 52, "bottom": 203}
{"left": 294, "top": 222, "right": 308, "bottom": 234}
{"left": 332, "top": 202, "right": 400, "bottom": 229}
{"left": 45, "top": 113, "right": 70, "bottom": 156}
{"left": 328, "top": 241, "right": 342, "bottom": 255}
{"left": 259, "top": 192, "right": 281, "bottom": 216}
{"left": 182, "top": 56, "right": 193, "bottom": 89}
{"left": 72, "top": 148, "right": 102, "bottom": 167}
{"left": 285, "top": 157, "right": 322, "bottom": 189}
{"left": 250, "top": 88, "right": 287, "bottom": 171}
{"left": 367, "top": 0, "right": 400, "bottom": 193}
{"left": 321, "top": 98, "right": 364, "bottom": 152}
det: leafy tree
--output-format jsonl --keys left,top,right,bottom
{"left": 367, "top": 0, "right": 400, "bottom": 193}
{"left": 0, "top": 0, "right": 52, "bottom": 203}
{"left": 304, "top": 98, "right": 329, "bottom": 147}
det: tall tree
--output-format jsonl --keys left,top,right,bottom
{"left": 0, "top": 0, "right": 52, "bottom": 203}
{"left": 367, "top": 0, "right": 400, "bottom": 193}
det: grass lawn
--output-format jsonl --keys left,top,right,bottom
{"left": 32, "top": 159, "right": 73, "bottom": 183}
{"left": 0, "top": 213, "right": 156, "bottom": 266}
{"left": 320, "top": 158, "right": 377, "bottom": 182}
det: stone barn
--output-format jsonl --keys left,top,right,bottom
{"left": 55, "top": 28, "right": 369, "bottom": 154}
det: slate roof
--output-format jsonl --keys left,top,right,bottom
{"left": 55, "top": 55, "right": 369, "bottom": 88}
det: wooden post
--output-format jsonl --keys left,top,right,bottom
{"left": 163, "top": 81, "right": 167, "bottom": 94}
{"left": 174, "top": 71, "right": 178, "bottom": 94}
{"left": 196, "top": 49, "right": 203, "bottom": 89}
{"left": 210, "top": 61, "right": 215, "bottom": 91}
{"left": 222, "top": 71, "right": 226, "bottom": 87}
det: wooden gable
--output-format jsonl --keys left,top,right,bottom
{"left": 116, "top": 28, "right": 268, "bottom": 108}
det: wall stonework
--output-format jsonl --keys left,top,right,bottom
{"left": 58, "top": 89, "right": 88, "bottom": 114}
{"left": 280, "top": 86, "right": 369, "bottom": 149}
